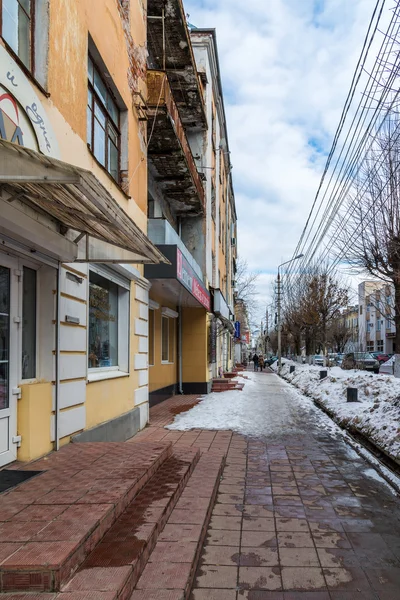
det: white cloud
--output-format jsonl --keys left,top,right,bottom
{"left": 185, "top": 0, "right": 387, "bottom": 314}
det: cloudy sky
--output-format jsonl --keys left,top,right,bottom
{"left": 185, "top": 0, "right": 384, "bottom": 319}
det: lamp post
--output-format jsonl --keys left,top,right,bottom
{"left": 277, "top": 255, "right": 304, "bottom": 372}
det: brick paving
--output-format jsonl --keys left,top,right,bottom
{"left": 0, "top": 441, "right": 172, "bottom": 592}
{"left": 131, "top": 374, "right": 400, "bottom": 600}
{"left": 1, "top": 374, "right": 399, "bottom": 599}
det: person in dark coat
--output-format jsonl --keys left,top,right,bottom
{"left": 252, "top": 353, "right": 259, "bottom": 371}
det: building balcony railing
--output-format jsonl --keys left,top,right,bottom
{"left": 147, "top": 218, "right": 203, "bottom": 281}
{"left": 147, "top": 70, "right": 205, "bottom": 217}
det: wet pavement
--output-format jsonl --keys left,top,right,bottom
{"left": 137, "top": 371, "right": 400, "bottom": 599}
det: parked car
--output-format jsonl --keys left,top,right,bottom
{"left": 375, "top": 353, "right": 391, "bottom": 364}
{"left": 341, "top": 352, "right": 380, "bottom": 373}
{"left": 379, "top": 355, "right": 395, "bottom": 375}
{"left": 336, "top": 353, "right": 345, "bottom": 367}
{"left": 264, "top": 356, "right": 278, "bottom": 367}
{"left": 313, "top": 355, "right": 324, "bottom": 366}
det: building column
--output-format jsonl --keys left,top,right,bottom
{"left": 134, "top": 279, "right": 151, "bottom": 429}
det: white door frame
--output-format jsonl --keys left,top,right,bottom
{"left": 0, "top": 253, "right": 19, "bottom": 467}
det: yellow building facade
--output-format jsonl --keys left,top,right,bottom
{"left": 0, "top": 0, "right": 165, "bottom": 465}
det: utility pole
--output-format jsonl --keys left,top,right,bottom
{"left": 277, "top": 273, "right": 282, "bottom": 370}
{"left": 265, "top": 308, "right": 269, "bottom": 355}
{"left": 277, "top": 254, "right": 304, "bottom": 373}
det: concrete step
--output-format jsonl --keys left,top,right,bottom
{"left": 130, "top": 453, "right": 225, "bottom": 600}
{"left": 59, "top": 447, "right": 200, "bottom": 600}
{"left": 0, "top": 441, "right": 173, "bottom": 593}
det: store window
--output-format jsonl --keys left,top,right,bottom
{"left": 2, "top": 0, "right": 33, "bottom": 69}
{"left": 87, "top": 55, "right": 120, "bottom": 182}
{"left": 22, "top": 266, "right": 36, "bottom": 379}
{"left": 88, "top": 269, "right": 129, "bottom": 373}
{"left": 161, "top": 315, "right": 175, "bottom": 364}
{"left": 149, "top": 309, "right": 155, "bottom": 366}
{"left": 161, "top": 316, "right": 169, "bottom": 363}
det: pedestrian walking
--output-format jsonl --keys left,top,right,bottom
{"left": 259, "top": 353, "right": 264, "bottom": 372}
{"left": 252, "top": 353, "right": 259, "bottom": 371}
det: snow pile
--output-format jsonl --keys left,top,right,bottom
{"left": 274, "top": 361, "right": 400, "bottom": 461}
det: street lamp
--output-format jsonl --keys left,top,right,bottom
{"left": 277, "top": 254, "right": 304, "bottom": 372}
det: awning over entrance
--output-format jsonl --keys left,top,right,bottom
{"left": 0, "top": 140, "right": 168, "bottom": 264}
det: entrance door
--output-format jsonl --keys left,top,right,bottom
{"left": 0, "top": 255, "right": 18, "bottom": 466}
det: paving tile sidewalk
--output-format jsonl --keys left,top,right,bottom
{"left": 131, "top": 377, "right": 400, "bottom": 600}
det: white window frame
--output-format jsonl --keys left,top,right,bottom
{"left": 87, "top": 265, "right": 130, "bottom": 382}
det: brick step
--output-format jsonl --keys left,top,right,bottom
{"left": 0, "top": 441, "right": 172, "bottom": 593}
{"left": 58, "top": 447, "right": 200, "bottom": 599}
{"left": 223, "top": 372, "right": 236, "bottom": 379}
{"left": 130, "top": 452, "right": 225, "bottom": 600}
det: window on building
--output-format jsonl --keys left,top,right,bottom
{"left": 367, "top": 322, "right": 373, "bottom": 332}
{"left": 169, "top": 318, "right": 175, "bottom": 364}
{"left": 2, "top": 0, "right": 33, "bottom": 69}
{"left": 161, "top": 316, "right": 169, "bottom": 362}
{"left": 377, "top": 319, "right": 381, "bottom": 332}
{"left": 149, "top": 309, "right": 155, "bottom": 366}
{"left": 222, "top": 221, "right": 225, "bottom": 253}
{"left": 88, "top": 269, "right": 129, "bottom": 371}
{"left": 386, "top": 318, "right": 392, "bottom": 329}
{"left": 87, "top": 55, "right": 120, "bottom": 182}
{"left": 367, "top": 341, "right": 374, "bottom": 352}
{"left": 377, "top": 340, "right": 384, "bottom": 351}
{"left": 367, "top": 303, "right": 371, "bottom": 312}
{"left": 161, "top": 315, "right": 175, "bottom": 364}
{"left": 22, "top": 266, "right": 36, "bottom": 379}
{"left": 360, "top": 305, "right": 363, "bottom": 315}
{"left": 211, "top": 181, "right": 216, "bottom": 221}
{"left": 211, "top": 252, "right": 216, "bottom": 288}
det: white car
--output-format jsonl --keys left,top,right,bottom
{"left": 313, "top": 355, "right": 324, "bottom": 366}
{"left": 379, "top": 355, "right": 395, "bottom": 375}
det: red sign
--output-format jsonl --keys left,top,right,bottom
{"left": 176, "top": 248, "right": 210, "bottom": 311}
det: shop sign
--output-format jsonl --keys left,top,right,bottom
{"left": 0, "top": 45, "right": 60, "bottom": 157}
{"left": 0, "top": 85, "right": 38, "bottom": 150}
{"left": 386, "top": 332, "right": 395, "bottom": 339}
{"left": 177, "top": 248, "right": 210, "bottom": 311}
{"left": 241, "top": 331, "right": 250, "bottom": 344}
{"left": 234, "top": 321, "right": 241, "bottom": 339}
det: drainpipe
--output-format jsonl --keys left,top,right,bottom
{"left": 225, "top": 189, "right": 230, "bottom": 372}
{"left": 178, "top": 304, "right": 183, "bottom": 394}
{"left": 55, "top": 262, "right": 61, "bottom": 451}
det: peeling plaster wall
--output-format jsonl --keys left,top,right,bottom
{"left": 48, "top": 0, "right": 148, "bottom": 215}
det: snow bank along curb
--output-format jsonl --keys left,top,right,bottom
{"left": 274, "top": 361, "right": 400, "bottom": 466}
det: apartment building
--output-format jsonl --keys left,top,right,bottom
{"left": 0, "top": 0, "right": 166, "bottom": 465}
{"left": 144, "top": 9, "right": 237, "bottom": 403}
{"left": 343, "top": 305, "right": 359, "bottom": 351}
{"left": 358, "top": 281, "right": 395, "bottom": 353}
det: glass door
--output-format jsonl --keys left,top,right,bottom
{"left": 0, "top": 255, "right": 18, "bottom": 466}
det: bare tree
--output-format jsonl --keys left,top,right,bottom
{"left": 335, "top": 113, "right": 400, "bottom": 375}
{"left": 235, "top": 257, "right": 259, "bottom": 322}
{"left": 283, "top": 264, "right": 349, "bottom": 357}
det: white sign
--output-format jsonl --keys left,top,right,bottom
{"left": 0, "top": 46, "right": 60, "bottom": 157}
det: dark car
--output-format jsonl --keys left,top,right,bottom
{"left": 342, "top": 352, "right": 380, "bottom": 373}
{"left": 264, "top": 356, "right": 278, "bottom": 367}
